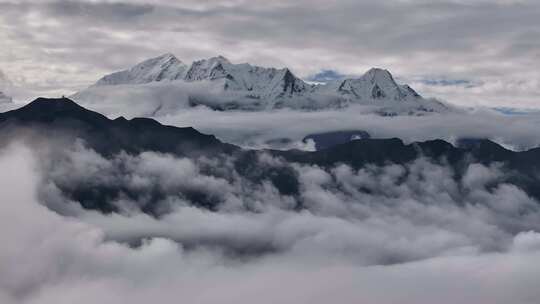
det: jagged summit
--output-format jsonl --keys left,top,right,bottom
{"left": 93, "top": 53, "right": 310, "bottom": 100}
{"left": 184, "top": 56, "right": 233, "bottom": 81}
{"left": 95, "top": 53, "right": 188, "bottom": 86}
{"left": 364, "top": 68, "right": 395, "bottom": 82}
{"left": 181, "top": 55, "right": 310, "bottom": 99}
{"left": 314, "top": 67, "right": 423, "bottom": 103}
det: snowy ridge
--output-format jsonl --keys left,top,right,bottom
{"left": 96, "top": 54, "right": 311, "bottom": 101}
{"left": 95, "top": 53, "right": 188, "bottom": 85}
{"left": 315, "top": 68, "right": 422, "bottom": 102}
{"left": 77, "top": 53, "right": 450, "bottom": 114}
{"left": 184, "top": 56, "right": 310, "bottom": 100}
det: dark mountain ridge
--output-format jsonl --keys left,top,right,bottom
{"left": 1, "top": 97, "right": 539, "bottom": 213}
{"left": 0, "top": 97, "right": 236, "bottom": 157}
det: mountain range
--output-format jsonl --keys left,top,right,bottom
{"left": 73, "top": 53, "right": 449, "bottom": 114}
{"left": 1, "top": 97, "right": 538, "bottom": 214}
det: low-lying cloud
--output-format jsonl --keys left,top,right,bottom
{"left": 156, "top": 106, "right": 540, "bottom": 151}
{"left": 2, "top": 138, "right": 540, "bottom": 303}
{"left": 66, "top": 86, "right": 540, "bottom": 151}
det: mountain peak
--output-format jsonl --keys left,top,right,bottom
{"left": 209, "top": 55, "right": 231, "bottom": 63}
{"left": 137, "top": 53, "right": 182, "bottom": 66}
{"left": 95, "top": 53, "right": 188, "bottom": 86}
{"left": 363, "top": 68, "right": 396, "bottom": 84}
{"left": 28, "top": 97, "right": 83, "bottom": 108}
{"left": 183, "top": 56, "right": 234, "bottom": 82}
{"left": 311, "top": 67, "right": 432, "bottom": 106}
{"left": 0, "top": 97, "right": 110, "bottom": 125}
{"left": 22, "top": 97, "right": 100, "bottom": 115}
{"left": 154, "top": 52, "right": 178, "bottom": 61}
{"left": 192, "top": 55, "right": 231, "bottom": 67}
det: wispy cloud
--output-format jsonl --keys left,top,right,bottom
{"left": 0, "top": 0, "right": 539, "bottom": 106}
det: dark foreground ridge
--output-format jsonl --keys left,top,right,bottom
{"left": 1, "top": 97, "right": 540, "bottom": 212}
{"left": 0, "top": 97, "right": 236, "bottom": 157}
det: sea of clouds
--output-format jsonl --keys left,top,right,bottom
{"left": 2, "top": 137, "right": 540, "bottom": 303}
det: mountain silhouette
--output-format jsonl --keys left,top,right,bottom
{"left": 1, "top": 97, "right": 539, "bottom": 213}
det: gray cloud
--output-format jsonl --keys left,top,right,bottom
{"left": 2, "top": 139, "right": 540, "bottom": 303}
{"left": 64, "top": 85, "right": 540, "bottom": 151}
{"left": 20, "top": 136, "right": 540, "bottom": 260}
{"left": 0, "top": 0, "right": 539, "bottom": 106}
{"left": 46, "top": 1, "right": 155, "bottom": 20}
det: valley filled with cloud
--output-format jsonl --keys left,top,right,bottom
{"left": 1, "top": 1, "right": 540, "bottom": 303}
{"left": 2, "top": 139, "right": 540, "bottom": 304}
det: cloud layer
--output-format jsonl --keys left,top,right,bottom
{"left": 62, "top": 87, "right": 540, "bottom": 151}
{"left": 2, "top": 138, "right": 540, "bottom": 303}
{"left": 0, "top": 0, "right": 539, "bottom": 107}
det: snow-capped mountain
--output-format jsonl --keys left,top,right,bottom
{"left": 315, "top": 68, "right": 421, "bottom": 102}
{"left": 75, "top": 53, "right": 450, "bottom": 115}
{"left": 95, "top": 53, "right": 189, "bottom": 85}
{"left": 310, "top": 67, "right": 449, "bottom": 114}
{"left": 183, "top": 56, "right": 310, "bottom": 100}
{"left": 93, "top": 54, "right": 310, "bottom": 102}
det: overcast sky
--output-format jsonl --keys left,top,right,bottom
{"left": 0, "top": 0, "right": 539, "bottom": 107}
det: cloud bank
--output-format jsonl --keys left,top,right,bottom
{"left": 65, "top": 87, "right": 540, "bottom": 151}
{"left": 2, "top": 136, "right": 540, "bottom": 303}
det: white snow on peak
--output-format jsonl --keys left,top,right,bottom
{"left": 95, "top": 53, "right": 188, "bottom": 86}
{"left": 183, "top": 56, "right": 310, "bottom": 100}
{"left": 184, "top": 56, "right": 232, "bottom": 81}
{"left": 364, "top": 68, "right": 394, "bottom": 82}
{"left": 94, "top": 54, "right": 310, "bottom": 101}
{"left": 314, "top": 67, "right": 423, "bottom": 103}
